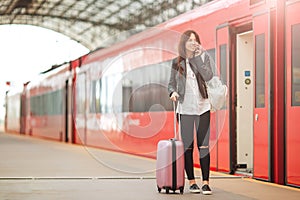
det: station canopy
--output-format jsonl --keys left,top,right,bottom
{"left": 0, "top": 0, "right": 213, "bottom": 51}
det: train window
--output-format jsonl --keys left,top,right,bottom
{"left": 218, "top": 45, "right": 227, "bottom": 110}
{"left": 219, "top": 45, "right": 227, "bottom": 86}
{"left": 94, "top": 73, "right": 126, "bottom": 114}
{"left": 39, "top": 95, "right": 45, "bottom": 115}
{"left": 100, "top": 76, "right": 113, "bottom": 114}
{"left": 100, "top": 77, "right": 108, "bottom": 113}
{"left": 129, "top": 83, "right": 171, "bottom": 112}
{"left": 121, "top": 60, "right": 172, "bottom": 113}
{"left": 292, "top": 23, "right": 300, "bottom": 106}
{"left": 30, "top": 90, "right": 63, "bottom": 116}
{"left": 95, "top": 80, "right": 101, "bottom": 112}
{"left": 110, "top": 74, "right": 123, "bottom": 114}
{"left": 30, "top": 95, "right": 44, "bottom": 116}
{"left": 46, "top": 92, "right": 53, "bottom": 115}
{"left": 30, "top": 96, "right": 37, "bottom": 116}
{"left": 255, "top": 34, "right": 265, "bottom": 108}
{"left": 56, "top": 90, "right": 63, "bottom": 115}
{"left": 91, "top": 60, "right": 173, "bottom": 114}
{"left": 89, "top": 81, "right": 96, "bottom": 113}
{"left": 206, "top": 48, "right": 217, "bottom": 75}
{"left": 50, "top": 90, "right": 63, "bottom": 115}
{"left": 90, "top": 80, "right": 101, "bottom": 113}
{"left": 76, "top": 73, "right": 86, "bottom": 114}
{"left": 122, "top": 78, "right": 133, "bottom": 112}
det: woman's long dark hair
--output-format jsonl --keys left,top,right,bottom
{"left": 177, "top": 30, "right": 208, "bottom": 99}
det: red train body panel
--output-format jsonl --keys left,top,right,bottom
{"left": 5, "top": 0, "right": 300, "bottom": 187}
{"left": 285, "top": 1, "right": 300, "bottom": 187}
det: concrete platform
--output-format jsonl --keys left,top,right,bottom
{"left": 0, "top": 132, "right": 299, "bottom": 200}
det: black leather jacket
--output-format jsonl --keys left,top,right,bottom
{"left": 168, "top": 54, "right": 213, "bottom": 103}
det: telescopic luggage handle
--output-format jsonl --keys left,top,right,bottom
{"left": 173, "top": 101, "right": 181, "bottom": 140}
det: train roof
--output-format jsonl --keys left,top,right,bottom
{"left": 28, "top": 0, "right": 279, "bottom": 84}
{"left": 26, "top": 62, "right": 70, "bottom": 91}
{"left": 81, "top": 0, "right": 277, "bottom": 67}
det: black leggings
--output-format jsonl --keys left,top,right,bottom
{"left": 180, "top": 111, "right": 210, "bottom": 181}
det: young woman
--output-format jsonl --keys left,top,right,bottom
{"left": 168, "top": 30, "right": 213, "bottom": 195}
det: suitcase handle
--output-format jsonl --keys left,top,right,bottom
{"left": 173, "top": 101, "right": 181, "bottom": 140}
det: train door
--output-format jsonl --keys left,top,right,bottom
{"left": 215, "top": 24, "right": 231, "bottom": 172}
{"left": 76, "top": 72, "right": 87, "bottom": 145}
{"left": 64, "top": 79, "right": 71, "bottom": 143}
{"left": 252, "top": 11, "right": 270, "bottom": 181}
{"left": 236, "top": 31, "right": 254, "bottom": 173}
{"left": 20, "top": 91, "right": 26, "bottom": 134}
{"left": 286, "top": 2, "right": 300, "bottom": 187}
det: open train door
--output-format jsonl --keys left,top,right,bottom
{"left": 215, "top": 24, "right": 231, "bottom": 173}
{"left": 236, "top": 29, "right": 254, "bottom": 175}
{"left": 252, "top": 11, "right": 271, "bottom": 181}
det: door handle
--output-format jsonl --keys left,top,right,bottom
{"left": 255, "top": 113, "right": 259, "bottom": 121}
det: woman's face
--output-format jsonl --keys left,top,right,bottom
{"left": 185, "top": 33, "right": 198, "bottom": 53}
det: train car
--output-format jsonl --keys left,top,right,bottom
{"left": 72, "top": 0, "right": 300, "bottom": 187}
{"left": 5, "top": 85, "right": 23, "bottom": 134}
{"left": 72, "top": 29, "right": 178, "bottom": 156}
{"left": 5, "top": 0, "right": 300, "bottom": 187}
{"left": 23, "top": 63, "right": 73, "bottom": 142}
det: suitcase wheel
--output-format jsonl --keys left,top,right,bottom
{"left": 166, "top": 188, "right": 170, "bottom": 194}
{"left": 179, "top": 187, "right": 184, "bottom": 194}
{"left": 157, "top": 186, "right": 161, "bottom": 193}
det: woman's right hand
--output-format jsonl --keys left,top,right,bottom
{"left": 194, "top": 44, "right": 204, "bottom": 56}
{"left": 170, "top": 92, "right": 179, "bottom": 101}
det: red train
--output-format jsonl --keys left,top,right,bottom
{"left": 5, "top": 0, "right": 300, "bottom": 187}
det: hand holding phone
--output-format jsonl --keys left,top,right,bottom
{"left": 194, "top": 43, "right": 203, "bottom": 56}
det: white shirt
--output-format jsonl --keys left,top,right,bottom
{"left": 177, "top": 58, "right": 211, "bottom": 115}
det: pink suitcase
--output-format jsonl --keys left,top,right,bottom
{"left": 156, "top": 102, "right": 185, "bottom": 194}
